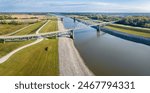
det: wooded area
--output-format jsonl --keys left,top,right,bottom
{"left": 116, "top": 16, "right": 150, "bottom": 28}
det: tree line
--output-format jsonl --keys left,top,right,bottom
{"left": 0, "top": 15, "right": 17, "bottom": 20}
{"left": 65, "top": 13, "right": 150, "bottom": 28}
{"left": 0, "top": 20, "right": 22, "bottom": 25}
{"left": 116, "top": 16, "right": 150, "bottom": 28}
{"left": 86, "top": 15, "right": 121, "bottom": 22}
{"left": 66, "top": 13, "right": 122, "bottom": 22}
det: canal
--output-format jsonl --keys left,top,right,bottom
{"left": 62, "top": 16, "right": 150, "bottom": 76}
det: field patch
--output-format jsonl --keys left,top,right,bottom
{"left": 105, "top": 24, "right": 150, "bottom": 38}
{"left": 0, "top": 24, "right": 28, "bottom": 35}
{"left": 39, "top": 19, "right": 58, "bottom": 33}
{"left": 0, "top": 17, "right": 59, "bottom": 76}
{"left": 0, "top": 39, "right": 58, "bottom": 76}
{"left": 0, "top": 40, "right": 33, "bottom": 58}
{"left": 14, "top": 21, "right": 46, "bottom": 35}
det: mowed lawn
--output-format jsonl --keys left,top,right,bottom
{"left": 0, "top": 21, "right": 46, "bottom": 58}
{"left": 0, "top": 24, "right": 28, "bottom": 35}
{"left": 0, "top": 40, "right": 33, "bottom": 58}
{"left": 0, "top": 17, "right": 59, "bottom": 76}
{"left": 0, "top": 40, "right": 58, "bottom": 76}
{"left": 14, "top": 21, "right": 46, "bottom": 35}
{"left": 39, "top": 19, "right": 58, "bottom": 33}
{"left": 105, "top": 24, "right": 150, "bottom": 38}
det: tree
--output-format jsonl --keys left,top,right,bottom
{"left": 116, "top": 16, "right": 150, "bottom": 28}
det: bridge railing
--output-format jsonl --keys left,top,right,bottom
{"left": 0, "top": 29, "right": 74, "bottom": 42}
{"left": 74, "top": 18, "right": 116, "bottom": 27}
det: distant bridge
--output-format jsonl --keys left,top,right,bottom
{"left": 72, "top": 17, "right": 116, "bottom": 31}
{"left": 74, "top": 18, "right": 115, "bottom": 26}
{"left": 0, "top": 18, "right": 114, "bottom": 43}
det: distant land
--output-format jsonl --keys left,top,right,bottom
{"left": 0, "top": 12, "right": 150, "bottom": 17}
{"left": 58, "top": 12, "right": 150, "bottom": 17}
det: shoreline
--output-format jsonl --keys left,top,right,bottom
{"left": 102, "top": 28, "right": 150, "bottom": 46}
{"left": 58, "top": 19, "right": 94, "bottom": 76}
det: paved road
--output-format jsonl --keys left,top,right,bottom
{"left": 58, "top": 20, "right": 94, "bottom": 76}
{"left": 0, "top": 20, "right": 50, "bottom": 63}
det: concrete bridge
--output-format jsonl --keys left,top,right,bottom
{"left": 0, "top": 18, "right": 114, "bottom": 43}
{"left": 0, "top": 30, "right": 74, "bottom": 43}
{"left": 72, "top": 17, "right": 115, "bottom": 31}
{"left": 72, "top": 17, "right": 115, "bottom": 26}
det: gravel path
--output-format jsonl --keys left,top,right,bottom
{"left": 36, "top": 20, "right": 50, "bottom": 34}
{"left": 58, "top": 20, "right": 94, "bottom": 76}
{"left": 0, "top": 21, "right": 50, "bottom": 63}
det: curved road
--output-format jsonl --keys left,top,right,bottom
{"left": 0, "top": 20, "right": 50, "bottom": 63}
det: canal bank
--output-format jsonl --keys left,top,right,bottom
{"left": 60, "top": 16, "right": 150, "bottom": 76}
{"left": 101, "top": 28, "right": 150, "bottom": 46}
{"left": 58, "top": 19, "right": 94, "bottom": 76}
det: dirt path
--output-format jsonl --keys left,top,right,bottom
{"left": 58, "top": 19, "right": 94, "bottom": 76}
{"left": 0, "top": 21, "right": 50, "bottom": 63}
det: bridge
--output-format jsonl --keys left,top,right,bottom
{"left": 0, "top": 17, "right": 114, "bottom": 43}
{"left": 72, "top": 17, "right": 116, "bottom": 31}
{"left": 0, "top": 30, "right": 74, "bottom": 43}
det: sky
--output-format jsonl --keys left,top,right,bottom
{"left": 0, "top": 0, "right": 150, "bottom": 12}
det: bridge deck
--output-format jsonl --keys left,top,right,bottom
{"left": 0, "top": 17, "right": 114, "bottom": 42}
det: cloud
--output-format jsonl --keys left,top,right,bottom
{"left": 0, "top": 0, "right": 149, "bottom": 12}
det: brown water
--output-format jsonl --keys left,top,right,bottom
{"left": 63, "top": 16, "right": 150, "bottom": 76}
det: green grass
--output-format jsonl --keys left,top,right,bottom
{"left": 14, "top": 21, "right": 46, "bottom": 35}
{"left": 0, "top": 41, "right": 33, "bottom": 58}
{"left": 0, "top": 39, "right": 58, "bottom": 76}
{"left": 0, "top": 21, "right": 46, "bottom": 58}
{"left": 0, "top": 24, "right": 28, "bottom": 35}
{"left": 105, "top": 24, "right": 150, "bottom": 38}
{"left": 0, "top": 17, "right": 59, "bottom": 76}
{"left": 39, "top": 19, "right": 58, "bottom": 33}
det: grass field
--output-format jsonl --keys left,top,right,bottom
{"left": 0, "top": 39, "right": 58, "bottom": 76}
{"left": 14, "top": 21, "right": 46, "bottom": 35}
{"left": 0, "top": 17, "right": 59, "bottom": 76}
{"left": 0, "top": 41, "right": 33, "bottom": 58}
{"left": 105, "top": 24, "right": 150, "bottom": 38}
{"left": 0, "top": 24, "right": 28, "bottom": 35}
{"left": 39, "top": 19, "right": 58, "bottom": 33}
{"left": 0, "top": 21, "right": 46, "bottom": 58}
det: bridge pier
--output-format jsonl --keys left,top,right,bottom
{"left": 70, "top": 30, "right": 74, "bottom": 39}
{"left": 60, "top": 18, "right": 64, "bottom": 22}
{"left": 96, "top": 25, "right": 101, "bottom": 32}
{"left": 1, "top": 39, "right": 6, "bottom": 44}
{"left": 91, "top": 25, "right": 101, "bottom": 32}
{"left": 73, "top": 17, "right": 76, "bottom": 23}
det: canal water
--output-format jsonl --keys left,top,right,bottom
{"left": 62, "top": 16, "right": 150, "bottom": 76}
